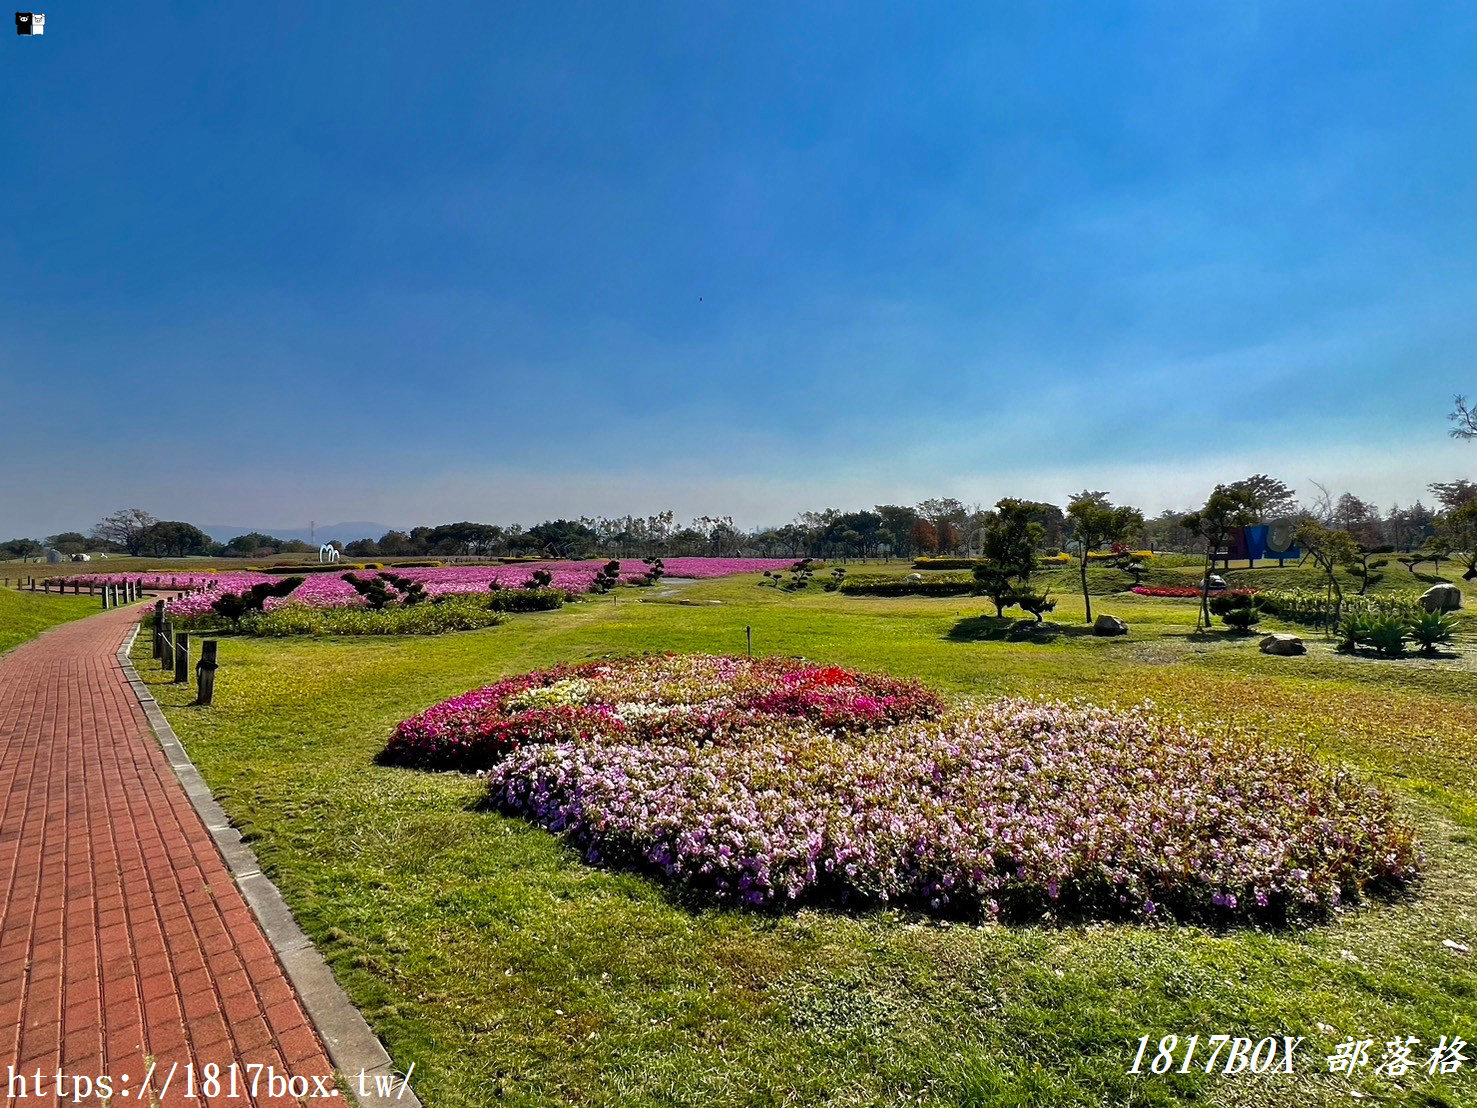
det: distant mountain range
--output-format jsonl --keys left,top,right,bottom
{"left": 201, "top": 522, "right": 400, "bottom": 545}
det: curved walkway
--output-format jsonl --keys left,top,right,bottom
{"left": 0, "top": 607, "right": 335, "bottom": 1104}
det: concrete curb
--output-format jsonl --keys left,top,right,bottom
{"left": 117, "top": 623, "right": 421, "bottom": 1108}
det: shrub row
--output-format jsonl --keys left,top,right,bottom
{"left": 841, "top": 575, "right": 975, "bottom": 597}
{"left": 240, "top": 595, "right": 508, "bottom": 636}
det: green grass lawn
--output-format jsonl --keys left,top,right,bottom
{"left": 138, "top": 574, "right": 1477, "bottom": 1107}
{"left": 0, "top": 586, "right": 100, "bottom": 654}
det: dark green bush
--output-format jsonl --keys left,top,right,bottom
{"left": 242, "top": 597, "right": 506, "bottom": 637}
{"left": 1221, "top": 605, "right": 1260, "bottom": 632}
{"left": 1365, "top": 617, "right": 1408, "bottom": 657}
{"left": 484, "top": 588, "right": 565, "bottom": 613}
{"left": 1338, "top": 614, "right": 1373, "bottom": 652}
{"left": 212, "top": 576, "right": 305, "bottom": 620}
{"left": 1013, "top": 587, "right": 1056, "bottom": 623}
{"left": 841, "top": 576, "right": 974, "bottom": 597}
{"left": 1408, "top": 611, "right": 1458, "bottom": 655}
{"left": 341, "top": 572, "right": 399, "bottom": 609}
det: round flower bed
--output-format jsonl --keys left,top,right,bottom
{"left": 382, "top": 654, "right": 944, "bottom": 770}
{"left": 386, "top": 656, "right": 1421, "bottom": 925}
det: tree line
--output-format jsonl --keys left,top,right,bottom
{"left": 2, "top": 473, "right": 1474, "bottom": 569}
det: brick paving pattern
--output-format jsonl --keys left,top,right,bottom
{"left": 0, "top": 607, "right": 335, "bottom": 1105}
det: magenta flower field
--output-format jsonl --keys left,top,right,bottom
{"left": 385, "top": 654, "right": 1421, "bottom": 925}
{"left": 63, "top": 558, "right": 797, "bottom": 619}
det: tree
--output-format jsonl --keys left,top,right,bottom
{"left": 91, "top": 508, "right": 157, "bottom": 555}
{"left": 971, "top": 499, "right": 1045, "bottom": 617}
{"left": 1428, "top": 479, "right": 1477, "bottom": 511}
{"left": 222, "top": 532, "right": 283, "bottom": 557}
{"left": 1180, "top": 485, "right": 1258, "bottom": 630}
{"left": 519, "top": 520, "right": 598, "bottom": 559}
{"left": 44, "top": 532, "right": 90, "bottom": 555}
{"left": 1343, "top": 546, "right": 1389, "bottom": 595}
{"left": 909, "top": 519, "right": 939, "bottom": 554}
{"left": 1228, "top": 474, "right": 1298, "bottom": 519}
{"left": 1448, "top": 395, "right": 1477, "bottom": 439}
{"left": 1065, "top": 491, "right": 1143, "bottom": 624}
{"left": 377, "top": 530, "right": 416, "bottom": 556}
{"left": 1438, "top": 500, "right": 1477, "bottom": 581}
{"left": 1296, "top": 520, "right": 1360, "bottom": 630}
{"left": 874, "top": 505, "right": 920, "bottom": 558}
{"left": 1331, "top": 492, "right": 1383, "bottom": 546}
{"left": 138, "top": 521, "right": 212, "bottom": 557}
{"left": 1142, "top": 508, "right": 1195, "bottom": 553}
{"left": 2, "top": 538, "right": 42, "bottom": 560}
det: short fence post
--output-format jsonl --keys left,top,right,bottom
{"left": 103, "top": 585, "right": 112, "bottom": 609}
{"left": 746, "top": 625, "right": 753, "bottom": 657}
{"left": 195, "top": 640, "right": 218, "bottom": 705}
{"left": 173, "top": 633, "right": 191, "bottom": 684}
{"left": 152, "top": 601, "right": 165, "bottom": 659}
{"left": 161, "top": 622, "right": 174, "bottom": 670}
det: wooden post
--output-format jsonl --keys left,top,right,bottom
{"left": 746, "top": 625, "right": 753, "bottom": 657}
{"left": 195, "top": 640, "right": 218, "bottom": 705}
{"left": 173, "top": 633, "right": 191, "bottom": 684}
{"left": 153, "top": 601, "right": 165, "bottom": 659}
{"left": 161, "top": 622, "right": 174, "bottom": 670}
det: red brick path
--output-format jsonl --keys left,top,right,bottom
{"left": 0, "top": 608, "right": 334, "bottom": 1105}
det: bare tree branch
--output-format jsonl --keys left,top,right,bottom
{"left": 1449, "top": 395, "right": 1477, "bottom": 439}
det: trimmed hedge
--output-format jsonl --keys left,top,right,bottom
{"left": 241, "top": 596, "right": 507, "bottom": 636}
{"left": 842, "top": 576, "right": 974, "bottom": 597}
{"left": 486, "top": 588, "right": 566, "bottom": 612}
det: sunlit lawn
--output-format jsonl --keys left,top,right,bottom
{"left": 0, "top": 586, "right": 99, "bottom": 654}
{"left": 127, "top": 572, "right": 1477, "bottom": 1107}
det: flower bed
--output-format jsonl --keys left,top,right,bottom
{"left": 139, "top": 558, "right": 795, "bottom": 620}
{"left": 387, "top": 655, "right": 1421, "bottom": 924}
{"left": 382, "top": 654, "right": 943, "bottom": 771}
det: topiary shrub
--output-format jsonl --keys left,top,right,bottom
{"left": 590, "top": 560, "right": 622, "bottom": 593}
{"left": 379, "top": 572, "right": 427, "bottom": 605}
{"left": 211, "top": 576, "right": 304, "bottom": 620}
{"left": 1013, "top": 587, "right": 1056, "bottom": 623}
{"left": 341, "top": 572, "right": 398, "bottom": 609}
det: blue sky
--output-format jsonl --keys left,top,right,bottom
{"left": 4, "top": 2, "right": 1477, "bottom": 537}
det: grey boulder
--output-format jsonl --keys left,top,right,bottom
{"left": 1420, "top": 583, "right": 1463, "bottom": 612}
{"left": 1260, "top": 633, "right": 1305, "bottom": 656}
{"left": 1093, "top": 614, "right": 1128, "bottom": 636}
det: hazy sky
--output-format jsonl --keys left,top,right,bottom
{"left": 5, "top": 2, "right": 1477, "bottom": 538}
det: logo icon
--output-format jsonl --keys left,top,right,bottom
{"left": 15, "top": 11, "right": 43, "bottom": 35}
